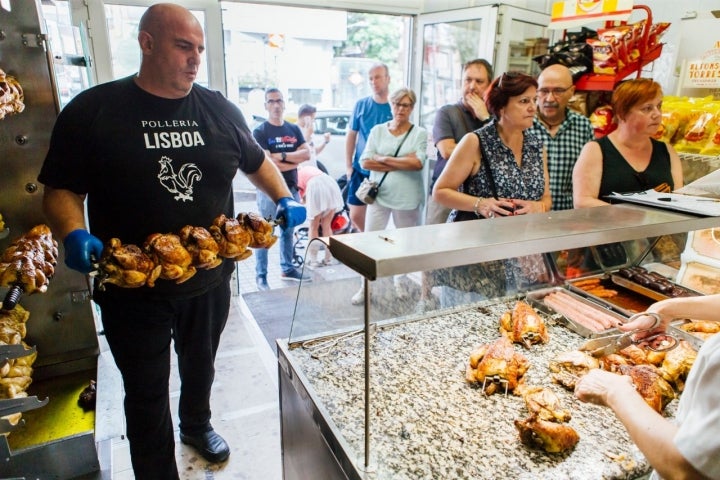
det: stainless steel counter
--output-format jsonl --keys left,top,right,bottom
{"left": 329, "top": 204, "right": 720, "bottom": 280}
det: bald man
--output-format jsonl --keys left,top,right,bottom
{"left": 528, "top": 64, "right": 593, "bottom": 210}
{"left": 38, "top": 3, "right": 306, "bottom": 477}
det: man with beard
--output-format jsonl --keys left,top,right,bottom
{"left": 528, "top": 64, "right": 593, "bottom": 211}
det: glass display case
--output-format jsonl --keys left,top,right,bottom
{"left": 277, "top": 204, "right": 719, "bottom": 480}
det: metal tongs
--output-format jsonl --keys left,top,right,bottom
{"left": 580, "top": 312, "right": 679, "bottom": 357}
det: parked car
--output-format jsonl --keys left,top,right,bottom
{"left": 249, "top": 109, "right": 351, "bottom": 182}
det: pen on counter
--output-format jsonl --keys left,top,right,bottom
{"left": 378, "top": 235, "right": 395, "bottom": 244}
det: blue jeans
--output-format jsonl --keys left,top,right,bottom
{"left": 255, "top": 189, "right": 300, "bottom": 276}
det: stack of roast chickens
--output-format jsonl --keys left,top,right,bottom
{"left": 0, "top": 67, "right": 25, "bottom": 121}
{"left": 0, "top": 224, "right": 58, "bottom": 296}
{"left": 0, "top": 304, "right": 37, "bottom": 430}
{"left": 97, "top": 212, "right": 277, "bottom": 289}
{"left": 465, "top": 300, "right": 700, "bottom": 455}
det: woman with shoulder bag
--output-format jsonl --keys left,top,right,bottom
{"left": 349, "top": 87, "right": 428, "bottom": 306}
{"left": 432, "top": 71, "right": 551, "bottom": 297}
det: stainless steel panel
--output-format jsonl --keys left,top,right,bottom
{"left": 329, "top": 204, "right": 720, "bottom": 280}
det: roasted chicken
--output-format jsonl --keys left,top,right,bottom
{"left": 618, "top": 364, "right": 675, "bottom": 413}
{"left": 209, "top": 214, "right": 253, "bottom": 260}
{"left": 678, "top": 320, "right": 720, "bottom": 341}
{"left": 237, "top": 212, "right": 278, "bottom": 249}
{"left": 0, "top": 68, "right": 25, "bottom": 120}
{"left": 0, "top": 224, "right": 58, "bottom": 294}
{"left": 143, "top": 233, "right": 196, "bottom": 283}
{"left": 617, "top": 344, "right": 666, "bottom": 367}
{"left": 466, "top": 335, "right": 530, "bottom": 395}
{"left": 660, "top": 339, "right": 697, "bottom": 392}
{"left": 0, "top": 304, "right": 36, "bottom": 400}
{"left": 97, "top": 238, "right": 161, "bottom": 289}
{"left": 514, "top": 416, "right": 580, "bottom": 453}
{"left": 548, "top": 350, "right": 599, "bottom": 389}
{"left": 178, "top": 225, "right": 222, "bottom": 269}
{"left": 515, "top": 384, "right": 571, "bottom": 423}
{"left": 500, "top": 301, "right": 549, "bottom": 348}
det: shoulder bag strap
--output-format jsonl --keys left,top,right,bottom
{"left": 376, "top": 124, "right": 415, "bottom": 189}
{"left": 473, "top": 131, "right": 498, "bottom": 199}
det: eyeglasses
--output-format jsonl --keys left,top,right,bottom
{"left": 393, "top": 102, "right": 413, "bottom": 109}
{"left": 537, "top": 87, "right": 572, "bottom": 97}
{"left": 266, "top": 99, "right": 284, "bottom": 104}
{"left": 497, "top": 71, "right": 523, "bottom": 89}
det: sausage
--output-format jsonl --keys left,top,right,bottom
{"left": 544, "top": 292, "right": 610, "bottom": 332}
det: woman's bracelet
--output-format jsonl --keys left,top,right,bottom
{"left": 473, "top": 197, "right": 482, "bottom": 216}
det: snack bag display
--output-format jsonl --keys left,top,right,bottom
{"left": 589, "top": 104, "right": 616, "bottom": 138}
{"left": 587, "top": 38, "right": 619, "bottom": 75}
{"left": 652, "top": 110, "right": 682, "bottom": 143}
{"left": 673, "top": 101, "right": 720, "bottom": 153}
{"left": 699, "top": 112, "right": 720, "bottom": 157}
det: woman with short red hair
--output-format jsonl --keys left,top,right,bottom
{"left": 572, "top": 78, "right": 683, "bottom": 208}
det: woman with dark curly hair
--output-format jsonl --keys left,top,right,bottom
{"left": 433, "top": 71, "right": 551, "bottom": 220}
{"left": 432, "top": 71, "right": 551, "bottom": 296}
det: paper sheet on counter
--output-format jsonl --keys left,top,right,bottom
{"left": 606, "top": 189, "right": 720, "bottom": 216}
{"left": 675, "top": 168, "right": 720, "bottom": 197}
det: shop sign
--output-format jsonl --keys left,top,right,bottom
{"left": 686, "top": 41, "right": 720, "bottom": 88}
{"left": 549, "top": 0, "right": 633, "bottom": 29}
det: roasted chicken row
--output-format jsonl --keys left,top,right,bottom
{"left": 0, "top": 304, "right": 36, "bottom": 400}
{"left": 97, "top": 212, "right": 277, "bottom": 289}
{"left": 0, "top": 225, "right": 58, "bottom": 295}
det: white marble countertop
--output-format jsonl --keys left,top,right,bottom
{"left": 288, "top": 298, "right": 672, "bottom": 479}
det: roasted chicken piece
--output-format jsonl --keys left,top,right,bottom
{"left": 514, "top": 416, "right": 579, "bottom": 453}
{"left": 548, "top": 350, "right": 599, "bottom": 389}
{"left": 599, "top": 353, "right": 630, "bottom": 373}
{"left": 209, "top": 215, "right": 253, "bottom": 260}
{"left": 618, "top": 364, "right": 675, "bottom": 413}
{"left": 0, "top": 68, "right": 25, "bottom": 120}
{"left": 500, "top": 301, "right": 549, "bottom": 348}
{"left": 144, "top": 233, "right": 196, "bottom": 284}
{"left": 678, "top": 320, "right": 720, "bottom": 341}
{"left": 98, "top": 238, "right": 161, "bottom": 289}
{"left": 0, "top": 224, "right": 58, "bottom": 294}
{"left": 237, "top": 212, "right": 278, "bottom": 249}
{"left": 515, "top": 384, "right": 571, "bottom": 423}
{"left": 466, "top": 335, "right": 530, "bottom": 395}
{"left": 178, "top": 225, "right": 222, "bottom": 269}
{"left": 617, "top": 344, "right": 666, "bottom": 366}
{"left": 660, "top": 339, "right": 697, "bottom": 392}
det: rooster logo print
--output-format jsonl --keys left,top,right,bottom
{"left": 157, "top": 155, "right": 202, "bottom": 202}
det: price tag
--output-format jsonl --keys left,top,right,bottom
{"left": 549, "top": 0, "right": 633, "bottom": 30}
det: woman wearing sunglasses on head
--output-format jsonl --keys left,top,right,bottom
{"left": 572, "top": 78, "right": 683, "bottom": 208}
{"left": 432, "top": 71, "right": 551, "bottom": 294}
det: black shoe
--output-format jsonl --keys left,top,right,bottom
{"left": 179, "top": 429, "right": 230, "bottom": 463}
{"left": 256, "top": 275, "right": 270, "bottom": 291}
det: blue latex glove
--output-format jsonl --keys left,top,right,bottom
{"left": 64, "top": 229, "right": 103, "bottom": 274}
{"left": 275, "top": 197, "right": 306, "bottom": 230}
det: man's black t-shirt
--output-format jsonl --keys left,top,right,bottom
{"left": 38, "top": 76, "right": 265, "bottom": 299}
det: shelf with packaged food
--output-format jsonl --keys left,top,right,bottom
{"left": 575, "top": 42, "right": 663, "bottom": 91}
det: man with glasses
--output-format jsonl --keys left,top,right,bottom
{"left": 253, "top": 88, "right": 311, "bottom": 290}
{"left": 345, "top": 63, "right": 393, "bottom": 233}
{"left": 528, "top": 64, "right": 593, "bottom": 211}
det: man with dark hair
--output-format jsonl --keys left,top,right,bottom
{"left": 418, "top": 58, "right": 493, "bottom": 311}
{"left": 253, "top": 88, "right": 311, "bottom": 290}
{"left": 528, "top": 64, "right": 593, "bottom": 211}
{"left": 345, "top": 63, "right": 392, "bottom": 233}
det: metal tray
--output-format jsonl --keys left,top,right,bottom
{"left": 526, "top": 286, "right": 625, "bottom": 338}
{"left": 610, "top": 273, "right": 700, "bottom": 301}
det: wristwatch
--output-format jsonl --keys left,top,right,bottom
{"left": 281, "top": 152, "right": 288, "bottom": 163}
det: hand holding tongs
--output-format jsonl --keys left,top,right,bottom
{"left": 580, "top": 312, "right": 679, "bottom": 357}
